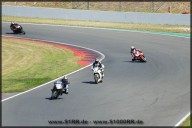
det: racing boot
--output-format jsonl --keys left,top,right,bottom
{"left": 63, "top": 88, "right": 69, "bottom": 94}
{"left": 64, "top": 88, "right": 69, "bottom": 94}
{"left": 132, "top": 56, "right": 136, "bottom": 61}
{"left": 65, "top": 88, "right": 69, "bottom": 94}
{"left": 100, "top": 69, "right": 104, "bottom": 79}
{"left": 62, "top": 88, "right": 66, "bottom": 93}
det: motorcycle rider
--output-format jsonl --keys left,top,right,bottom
{"left": 130, "top": 46, "right": 142, "bottom": 61}
{"left": 52, "top": 76, "right": 69, "bottom": 95}
{"left": 92, "top": 58, "right": 104, "bottom": 78}
{"left": 61, "top": 76, "right": 70, "bottom": 94}
{"left": 10, "top": 22, "right": 19, "bottom": 30}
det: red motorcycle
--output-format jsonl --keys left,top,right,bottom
{"left": 10, "top": 23, "right": 25, "bottom": 34}
{"left": 131, "top": 49, "right": 147, "bottom": 62}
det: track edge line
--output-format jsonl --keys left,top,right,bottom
{"left": 1, "top": 35, "right": 105, "bottom": 102}
{"left": 175, "top": 112, "right": 190, "bottom": 127}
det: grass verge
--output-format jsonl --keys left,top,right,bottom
{"left": 2, "top": 15, "right": 190, "bottom": 34}
{"left": 2, "top": 37, "right": 82, "bottom": 93}
{"left": 181, "top": 116, "right": 190, "bottom": 126}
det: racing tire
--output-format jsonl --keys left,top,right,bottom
{"left": 94, "top": 74, "right": 99, "bottom": 84}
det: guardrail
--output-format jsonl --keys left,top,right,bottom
{"left": 2, "top": 5, "right": 190, "bottom": 25}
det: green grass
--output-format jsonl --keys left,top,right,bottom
{"left": 2, "top": 15, "right": 190, "bottom": 34}
{"left": 2, "top": 37, "right": 82, "bottom": 93}
{"left": 181, "top": 116, "right": 190, "bottom": 126}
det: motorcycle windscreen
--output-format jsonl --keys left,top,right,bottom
{"left": 55, "top": 84, "right": 63, "bottom": 89}
{"left": 93, "top": 67, "right": 99, "bottom": 72}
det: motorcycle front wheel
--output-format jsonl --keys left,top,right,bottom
{"left": 94, "top": 74, "right": 99, "bottom": 84}
{"left": 51, "top": 90, "right": 58, "bottom": 100}
{"left": 141, "top": 56, "right": 147, "bottom": 62}
{"left": 21, "top": 30, "right": 26, "bottom": 35}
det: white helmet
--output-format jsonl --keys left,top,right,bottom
{"left": 63, "top": 76, "right": 68, "bottom": 80}
{"left": 95, "top": 58, "right": 100, "bottom": 63}
{"left": 131, "top": 46, "right": 135, "bottom": 50}
{"left": 11, "top": 22, "right": 15, "bottom": 25}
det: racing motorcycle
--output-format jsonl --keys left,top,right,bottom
{"left": 132, "top": 49, "right": 147, "bottom": 62}
{"left": 10, "top": 24, "right": 26, "bottom": 34}
{"left": 50, "top": 80, "right": 63, "bottom": 100}
{"left": 92, "top": 66, "right": 103, "bottom": 84}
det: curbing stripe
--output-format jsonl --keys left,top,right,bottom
{"left": 1, "top": 35, "right": 105, "bottom": 102}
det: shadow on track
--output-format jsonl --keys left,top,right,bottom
{"left": 123, "top": 60, "right": 147, "bottom": 63}
{"left": 6, "top": 32, "right": 16, "bottom": 34}
{"left": 82, "top": 81, "right": 96, "bottom": 84}
{"left": 6, "top": 32, "right": 26, "bottom": 35}
{"left": 45, "top": 97, "right": 63, "bottom": 100}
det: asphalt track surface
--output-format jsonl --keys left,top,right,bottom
{"left": 2, "top": 23, "right": 190, "bottom": 126}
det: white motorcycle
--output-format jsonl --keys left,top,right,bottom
{"left": 50, "top": 80, "right": 63, "bottom": 100}
{"left": 92, "top": 66, "right": 103, "bottom": 84}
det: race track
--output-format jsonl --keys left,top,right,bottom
{"left": 2, "top": 23, "right": 190, "bottom": 126}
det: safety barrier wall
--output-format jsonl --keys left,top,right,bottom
{"left": 2, "top": 5, "right": 190, "bottom": 25}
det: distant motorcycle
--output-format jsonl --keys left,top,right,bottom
{"left": 50, "top": 80, "right": 63, "bottom": 100}
{"left": 132, "top": 49, "right": 147, "bottom": 62}
{"left": 10, "top": 24, "right": 25, "bottom": 34}
{"left": 92, "top": 66, "right": 103, "bottom": 84}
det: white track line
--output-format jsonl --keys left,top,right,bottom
{"left": 1, "top": 35, "right": 105, "bottom": 102}
{"left": 175, "top": 112, "right": 190, "bottom": 126}
{"left": 2, "top": 22, "right": 190, "bottom": 39}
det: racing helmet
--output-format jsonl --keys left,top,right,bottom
{"left": 63, "top": 76, "right": 68, "bottom": 80}
{"left": 95, "top": 58, "right": 99, "bottom": 64}
{"left": 131, "top": 46, "right": 135, "bottom": 50}
{"left": 11, "top": 22, "right": 15, "bottom": 25}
